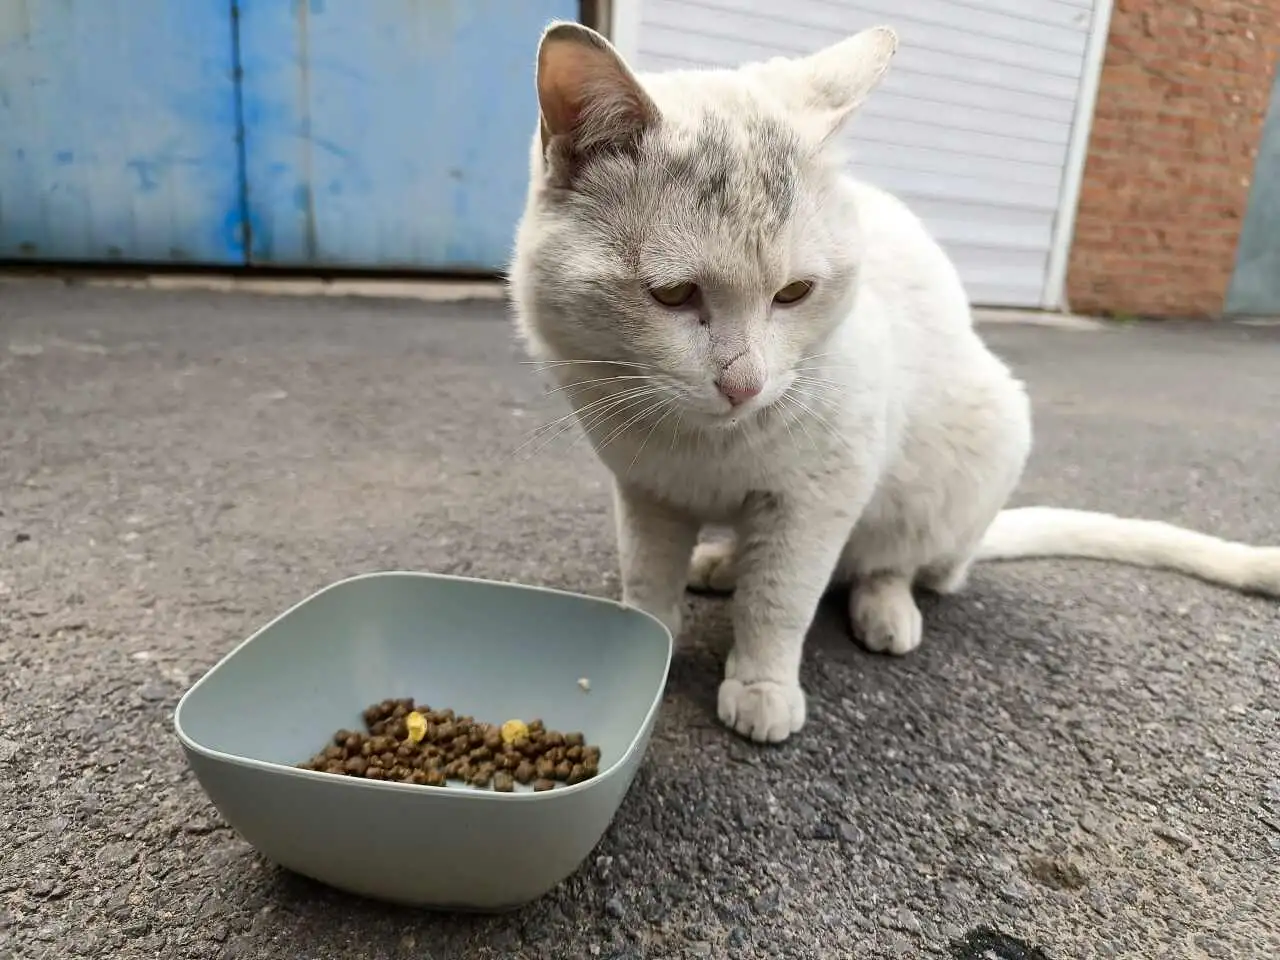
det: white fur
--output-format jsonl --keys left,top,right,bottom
{"left": 508, "top": 23, "right": 1279, "bottom": 744}
{"left": 978, "top": 507, "right": 1280, "bottom": 595}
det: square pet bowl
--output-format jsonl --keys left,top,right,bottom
{"left": 174, "top": 571, "right": 672, "bottom": 911}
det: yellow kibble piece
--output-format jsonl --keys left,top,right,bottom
{"left": 500, "top": 719, "right": 529, "bottom": 745}
{"left": 405, "top": 711, "right": 428, "bottom": 744}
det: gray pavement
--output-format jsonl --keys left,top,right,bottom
{"left": 1, "top": 281, "right": 1278, "bottom": 959}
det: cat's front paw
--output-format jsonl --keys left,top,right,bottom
{"left": 717, "top": 678, "right": 806, "bottom": 743}
{"left": 687, "top": 540, "right": 737, "bottom": 594}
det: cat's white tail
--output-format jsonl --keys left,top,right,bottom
{"left": 977, "top": 506, "right": 1280, "bottom": 597}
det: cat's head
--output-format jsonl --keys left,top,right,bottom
{"left": 510, "top": 21, "right": 897, "bottom": 427}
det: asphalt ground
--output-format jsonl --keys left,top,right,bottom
{"left": 1, "top": 282, "right": 1277, "bottom": 959}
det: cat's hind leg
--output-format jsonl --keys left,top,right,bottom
{"left": 848, "top": 572, "right": 923, "bottom": 656}
{"left": 687, "top": 533, "right": 738, "bottom": 595}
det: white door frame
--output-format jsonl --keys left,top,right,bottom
{"left": 607, "top": 0, "right": 643, "bottom": 61}
{"left": 1041, "top": 0, "right": 1115, "bottom": 311}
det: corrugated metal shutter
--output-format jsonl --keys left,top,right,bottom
{"left": 632, "top": 0, "right": 1097, "bottom": 307}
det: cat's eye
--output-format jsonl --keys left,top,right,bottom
{"left": 773, "top": 280, "right": 813, "bottom": 305}
{"left": 648, "top": 282, "right": 699, "bottom": 308}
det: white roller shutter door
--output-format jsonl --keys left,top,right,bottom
{"left": 628, "top": 0, "right": 1098, "bottom": 308}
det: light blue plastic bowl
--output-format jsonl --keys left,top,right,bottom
{"left": 174, "top": 571, "right": 672, "bottom": 910}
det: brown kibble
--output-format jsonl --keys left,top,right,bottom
{"left": 308, "top": 699, "right": 598, "bottom": 793}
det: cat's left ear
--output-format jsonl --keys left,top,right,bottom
{"left": 785, "top": 26, "right": 898, "bottom": 141}
{"left": 536, "top": 21, "right": 659, "bottom": 156}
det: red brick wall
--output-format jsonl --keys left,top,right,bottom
{"left": 1066, "top": 0, "right": 1280, "bottom": 319}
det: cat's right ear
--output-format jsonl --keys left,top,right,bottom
{"left": 536, "top": 21, "right": 658, "bottom": 160}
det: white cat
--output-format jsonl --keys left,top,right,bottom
{"left": 507, "top": 21, "right": 1280, "bottom": 743}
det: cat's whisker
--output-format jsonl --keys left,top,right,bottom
{"left": 542, "top": 374, "right": 661, "bottom": 399}
{"left": 779, "top": 393, "right": 823, "bottom": 453}
{"left": 522, "top": 390, "right": 663, "bottom": 463}
{"left": 626, "top": 401, "right": 678, "bottom": 477}
{"left": 516, "top": 384, "right": 654, "bottom": 447}
{"left": 786, "top": 389, "right": 852, "bottom": 450}
{"left": 512, "top": 385, "right": 661, "bottom": 459}
{"left": 668, "top": 411, "right": 685, "bottom": 454}
{"left": 791, "top": 381, "right": 846, "bottom": 412}
{"left": 792, "top": 350, "right": 840, "bottom": 365}
{"left": 596, "top": 394, "right": 673, "bottom": 456}
{"left": 792, "top": 375, "right": 846, "bottom": 395}
{"left": 568, "top": 391, "right": 665, "bottom": 455}
{"left": 522, "top": 359, "right": 657, "bottom": 372}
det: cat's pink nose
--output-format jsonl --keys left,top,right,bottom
{"left": 716, "top": 379, "right": 763, "bottom": 406}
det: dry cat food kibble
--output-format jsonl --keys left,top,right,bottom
{"left": 297, "top": 698, "right": 602, "bottom": 792}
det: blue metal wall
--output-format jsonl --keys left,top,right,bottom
{"left": 0, "top": 0, "right": 576, "bottom": 272}
{"left": 0, "top": 1, "right": 244, "bottom": 264}
{"left": 238, "top": 0, "right": 575, "bottom": 270}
